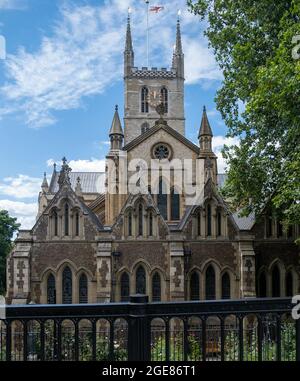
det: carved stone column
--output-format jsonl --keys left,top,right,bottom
{"left": 11, "top": 233, "right": 32, "bottom": 304}
{"left": 169, "top": 241, "right": 185, "bottom": 301}
{"left": 239, "top": 234, "right": 256, "bottom": 298}
{"left": 96, "top": 242, "right": 112, "bottom": 302}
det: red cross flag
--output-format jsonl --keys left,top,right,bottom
{"left": 150, "top": 5, "right": 164, "bottom": 13}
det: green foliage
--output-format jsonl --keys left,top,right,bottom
{"left": 0, "top": 210, "right": 20, "bottom": 295}
{"left": 188, "top": 0, "right": 300, "bottom": 235}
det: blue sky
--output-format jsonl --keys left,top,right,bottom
{"left": 0, "top": 0, "right": 238, "bottom": 228}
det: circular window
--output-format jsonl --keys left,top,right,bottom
{"left": 154, "top": 144, "right": 170, "bottom": 160}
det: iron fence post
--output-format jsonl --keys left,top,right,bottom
{"left": 128, "top": 295, "right": 151, "bottom": 361}
{"left": 296, "top": 317, "right": 300, "bottom": 362}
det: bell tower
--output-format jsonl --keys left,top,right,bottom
{"left": 123, "top": 15, "right": 185, "bottom": 145}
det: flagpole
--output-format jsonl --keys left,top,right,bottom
{"left": 146, "top": 0, "right": 150, "bottom": 67}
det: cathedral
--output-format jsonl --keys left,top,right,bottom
{"left": 6, "top": 17, "right": 299, "bottom": 305}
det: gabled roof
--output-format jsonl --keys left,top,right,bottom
{"left": 33, "top": 178, "right": 103, "bottom": 232}
{"left": 123, "top": 121, "right": 200, "bottom": 154}
{"left": 232, "top": 211, "right": 256, "bottom": 230}
{"left": 49, "top": 172, "right": 105, "bottom": 194}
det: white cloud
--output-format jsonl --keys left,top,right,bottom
{"left": 0, "top": 199, "right": 37, "bottom": 229}
{"left": 0, "top": 0, "right": 25, "bottom": 9}
{"left": 213, "top": 136, "right": 240, "bottom": 173}
{"left": 0, "top": 0, "right": 220, "bottom": 128}
{"left": 47, "top": 158, "right": 106, "bottom": 172}
{"left": 0, "top": 174, "right": 42, "bottom": 199}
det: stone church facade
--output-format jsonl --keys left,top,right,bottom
{"left": 6, "top": 17, "right": 300, "bottom": 305}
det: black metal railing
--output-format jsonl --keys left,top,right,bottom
{"left": 0, "top": 296, "right": 299, "bottom": 361}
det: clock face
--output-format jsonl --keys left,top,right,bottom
{"left": 147, "top": 89, "right": 162, "bottom": 108}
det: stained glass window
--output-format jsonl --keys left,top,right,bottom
{"left": 138, "top": 204, "right": 143, "bottom": 236}
{"left": 207, "top": 204, "right": 212, "bottom": 236}
{"left": 157, "top": 178, "right": 167, "bottom": 220}
{"left": 205, "top": 265, "right": 215, "bottom": 300}
{"left": 221, "top": 272, "right": 230, "bottom": 299}
{"left": 197, "top": 211, "right": 201, "bottom": 236}
{"left": 54, "top": 211, "right": 58, "bottom": 236}
{"left": 62, "top": 266, "right": 72, "bottom": 304}
{"left": 64, "top": 203, "right": 69, "bottom": 236}
{"left": 190, "top": 272, "right": 200, "bottom": 300}
{"left": 152, "top": 272, "right": 161, "bottom": 302}
{"left": 128, "top": 212, "right": 132, "bottom": 236}
{"left": 47, "top": 274, "right": 56, "bottom": 304}
{"left": 136, "top": 266, "right": 146, "bottom": 294}
{"left": 217, "top": 211, "right": 222, "bottom": 236}
{"left": 75, "top": 212, "right": 80, "bottom": 236}
{"left": 149, "top": 212, "right": 153, "bottom": 236}
{"left": 79, "top": 273, "right": 88, "bottom": 304}
{"left": 171, "top": 188, "right": 180, "bottom": 220}
{"left": 272, "top": 265, "right": 280, "bottom": 297}
{"left": 121, "top": 273, "right": 130, "bottom": 302}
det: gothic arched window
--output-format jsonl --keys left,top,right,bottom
{"left": 79, "top": 273, "right": 88, "bottom": 304}
{"left": 221, "top": 272, "right": 231, "bottom": 299}
{"left": 205, "top": 265, "right": 216, "bottom": 300}
{"left": 149, "top": 212, "right": 153, "bottom": 236}
{"left": 141, "top": 122, "right": 150, "bottom": 134}
{"left": 197, "top": 210, "right": 201, "bottom": 236}
{"left": 136, "top": 266, "right": 146, "bottom": 294}
{"left": 138, "top": 204, "right": 143, "bottom": 236}
{"left": 128, "top": 211, "right": 132, "bottom": 236}
{"left": 121, "top": 272, "right": 130, "bottom": 302}
{"left": 75, "top": 212, "right": 80, "bottom": 236}
{"left": 62, "top": 266, "right": 72, "bottom": 304}
{"left": 217, "top": 211, "right": 222, "bottom": 236}
{"left": 141, "top": 87, "right": 149, "bottom": 113}
{"left": 207, "top": 204, "right": 212, "bottom": 236}
{"left": 272, "top": 265, "right": 281, "bottom": 297}
{"left": 47, "top": 274, "right": 56, "bottom": 304}
{"left": 266, "top": 216, "right": 273, "bottom": 237}
{"left": 152, "top": 272, "right": 161, "bottom": 302}
{"left": 53, "top": 210, "right": 58, "bottom": 236}
{"left": 171, "top": 188, "right": 180, "bottom": 220}
{"left": 161, "top": 87, "right": 168, "bottom": 113}
{"left": 157, "top": 178, "right": 168, "bottom": 220}
{"left": 286, "top": 272, "right": 293, "bottom": 297}
{"left": 258, "top": 272, "right": 267, "bottom": 297}
{"left": 64, "top": 203, "right": 69, "bottom": 236}
{"left": 277, "top": 221, "right": 283, "bottom": 238}
{"left": 190, "top": 272, "right": 200, "bottom": 300}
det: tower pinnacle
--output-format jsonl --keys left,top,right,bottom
{"left": 109, "top": 105, "right": 124, "bottom": 150}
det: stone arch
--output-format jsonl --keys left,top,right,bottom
{"left": 132, "top": 261, "right": 151, "bottom": 296}
{"left": 201, "top": 260, "right": 221, "bottom": 300}
{"left": 75, "top": 267, "right": 93, "bottom": 304}
{"left": 40, "top": 268, "right": 57, "bottom": 304}
{"left": 257, "top": 266, "right": 268, "bottom": 297}
{"left": 269, "top": 259, "right": 285, "bottom": 297}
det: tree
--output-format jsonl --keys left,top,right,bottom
{"left": 0, "top": 210, "right": 20, "bottom": 295}
{"left": 188, "top": 0, "right": 300, "bottom": 233}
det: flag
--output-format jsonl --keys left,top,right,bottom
{"left": 150, "top": 6, "right": 164, "bottom": 13}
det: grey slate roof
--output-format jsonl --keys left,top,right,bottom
{"left": 232, "top": 211, "right": 256, "bottom": 230}
{"left": 49, "top": 172, "right": 106, "bottom": 194}
{"left": 50, "top": 172, "right": 227, "bottom": 195}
